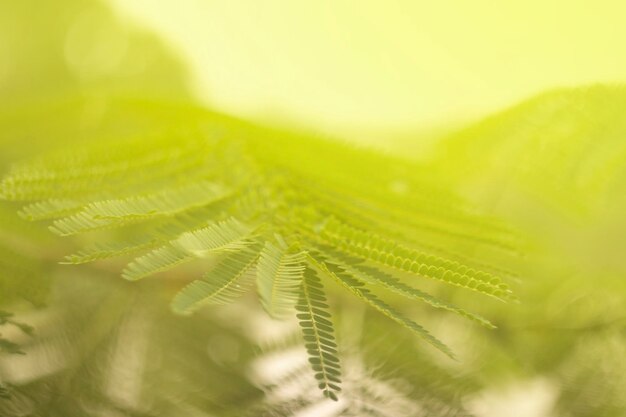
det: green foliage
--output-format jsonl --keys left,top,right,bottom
{"left": 0, "top": 97, "right": 521, "bottom": 399}
{"left": 257, "top": 238, "right": 307, "bottom": 319}
{"left": 2, "top": 84, "right": 626, "bottom": 414}
{"left": 3, "top": 1, "right": 625, "bottom": 414}
{"left": 296, "top": 267, "right": 341, "bottom": 401}
{"left": 172, "top": 243, "right": 261, "bottom": 313}
{"left": 328, "top": 249, "right": 495, "bottom": 328}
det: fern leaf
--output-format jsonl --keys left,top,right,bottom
{"left": 315, "top": 245, "right": 494, "bottom": 327}
{"left": 310, "top": 254, "right": 456, "bottom": 359}
{"left": 122, "top": 245, "right": 194, "bottom": 281}
{"left": 317, "top": 245, "right": 494, "bottom": 327}
{"left": 18, "top": 199, "right": 82, "bottom": 221}
{"left": 318, "top": 217, "right": 514, "bottom": 302}
{"left": 0, "top": 132, "right": 209, "bottom": 200}
{"left": 171, "top": 244, "right": 262, "bottom": 314}
{"left": 174, "top": 217, "right": 253, "bottom": 257}
{"left": 122, "top": 217, "right": 253, "bottom": 280}
{"left": 49, "top": 211, "right": 120, "bottom": 236}
{"left": 345, "top": 261, "right": 495, "bottom": 329}
{"left": 82, "top": 181, "right": 229, "bottom": 221}
{"left": 48, "top": 181, "right": 229, "bottom": 236}
{"left": 122, "top": 217, "right": 252, "bottom": 281}
{"left": 296, "top": 267, "right": 342, "bottom": 401}
{"left": 257, "top": 238, "right": 307, "bottom": 319}
{"left": 62, "top": 236, "right": 161, "bottom": 264}
{"left": 298, "top": 181, "right": 519, "bottom": 253}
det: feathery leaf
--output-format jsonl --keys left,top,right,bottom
{"left": 171, "top": 243, "right": 262, "bottom": 314}
{"left": 122, "top": 217, "right": 253, "bottom": 280}
{"left": 174, "top": 217, "right": 254, "bottom": 257}
{"left": 317, "top": 217, "right": 514, "bottom": 302}
{"left": 310, "top": 254, "right": 456, "bottom": 359}
{"left": 122, "top": 245, "right": 194, "bottom": 281}
{"left": 296, "top": 267, "right": 342, "bottom": 401}
{"left": 257, "top": 238, "right": 307, "bottom": 319}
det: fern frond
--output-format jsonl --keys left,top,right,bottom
{"left": 174, "top": 217, "right": 254, "bottom": 257}
{"left": 319, "top": 246, "right": 494, "bottom": 328}
{"left": 309, "top": 254, "right": 456, "bottom": 359}
{"left": 60, "top": 203, "right": 236, "bottom": 265}
{"left": 18, "top": 199, "right": 82, "bottom": 221}
{"left": 296, "top": 267, "right": 342, "bottom": 401}
{"left": 171, "top": 244, "right": 262, "bottom": 314}
{"left": 122, "top": 217, "right": 253, "bottom": 280}
{"left": 62, "top": 236, "right": 161, "bottom": 265}
{"left": 122, "top": 245, "right": 194, "bottom": 281}
{"left": 49, "top": 181, "right": 229, "bottom": 236}
{"left": 344, "top": 261, "right": 495, "bottom": 329}
{"left": 257, "top": 238, "right": 307, "bottom": 319}
{"left": 317, "top": 217, "right": 514, "bottom": 302}
{"left": 81, "top": 181, "right": 229, "bottom": 221}
{"left": 48, "top": 211, "right": 123, "bottom": 236}
{"left": 298, "top": 179, "right": 519, "bottom": 253}
{"left": 0, "top": 132, "right": 210, "bottom": 200}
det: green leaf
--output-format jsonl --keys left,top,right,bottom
{"left": 49, "top": 181, "right": 229, "bottom": 236}
{"left": 174, "top": 217, "right": 253, "bottom": 257}
{"left": 296, "top": 267, "right": 342, "bottom": 401}
{"left": 318, "top": 217, "right": 514, "bottom": 302}
{"left": 18, "top": 199, "right": 82, "bottom": 221}
{"left": 83, "top": 181, "right": 229, "bottom": 221}
{"left": 257, "top": 238, "right": 306, "bottom": 319}
{"left": 122, "top": 245, "right": 194, "bottom": 281}
{"left": 331, "top": 252, "right": 495, "bottom": 328}
{"left": 122, "top": 217, "right": 253, "bottom": 280}
{"left": 171, "top": 243, "right": 262, "bottom": 314}
{"left": 62, "top": 236, "right": 161, "bottom": 265}
{"left": 310, "top": 254, "right": 456, "bottom": 360}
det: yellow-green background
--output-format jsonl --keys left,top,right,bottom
{"left": 110, "top": 0, "right": 626, "bottom": 146}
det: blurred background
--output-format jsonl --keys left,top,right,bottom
{"left": 1, "top": 1, "right": 625, "bottom": 416}
{"left": 108, "top": 0, "right": 626, "bottom": 150}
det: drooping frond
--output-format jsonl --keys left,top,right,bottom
{"left": 331, "top": 251, "right": 495, "bottom": 328}
{"left": 296, "top": 267, "right": 342, "bottom": 401}
{"left": 79, "top": 181, "right": 229, "bottom": 221}
{"left": 171, "top": 243, "right": 262, "bottom": 314}
{"left": 61, "top": 236, "right": 161, "bottom": 265}
{"left": 122, "top": 245, "right": 194, "bottom": 281}
{"left": 314, "top": 216, "right": 514, "bottom": 302}
{"left": 18, "top": 199, "right": 83, "bottom": 221}
{"left": 122, "top": 217, "right": 253, "bottom": 281}
{"left": 257, "top": 238, "right": 307, "bottom": 319}
{"left": 174, "top": 217, "right": 254, "bottom": 256}
{"left": 309, "top": 254, "right": 456, "bottom": 359}
{"left": 49, "top": 181, "right": 230, "bottom": 236}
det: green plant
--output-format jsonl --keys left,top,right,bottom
{"left": 3, "top": 1, "right": 626, "bottom": 415}
{"left": 0, "top": 97, "right": 519, "bottom": 400}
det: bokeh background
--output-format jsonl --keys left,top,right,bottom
{"left": 108, "top": 0, "right": 626, "bottom": 149}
